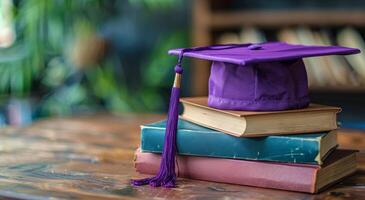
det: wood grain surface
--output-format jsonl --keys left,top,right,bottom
{"left": 0, "top": 113, "right": 363, "bottom": 200}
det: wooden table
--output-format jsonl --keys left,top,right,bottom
{"left": 0, "top": 113, "right": 364, "bottom": 200}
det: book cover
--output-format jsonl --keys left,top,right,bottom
{"left": 141, "top": 119, "right": 337, "bottom": 165}
{"left": 180, "top": 97, "right": 340, "bottom": 137}
{"left": 134, "top": 149, "right": 357, "bottom": 193}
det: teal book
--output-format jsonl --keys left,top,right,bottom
{"left": 140, "top": 119, "right": 337, "bottom": 165}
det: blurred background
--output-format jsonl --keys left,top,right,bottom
{"left": 0, "top": 0, "right": 365, "bottom": 129}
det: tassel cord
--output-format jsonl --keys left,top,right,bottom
{"left": 131, "top": 62, "right": 183, "bottom": 188}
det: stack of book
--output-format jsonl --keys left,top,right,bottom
{"left": 134, "top": 97, "right": 357, "bottom": 193}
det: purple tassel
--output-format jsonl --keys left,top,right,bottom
{"left": 131, "top": 64, "right": 183, "bottom": 188}
{"left": 131, "top": 45, "right": 254, "bottom": 188}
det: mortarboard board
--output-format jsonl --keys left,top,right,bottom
{"left": 131, "top": 42, "right": 360, "bottom": 188}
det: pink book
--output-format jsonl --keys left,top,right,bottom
{"left": 134, "top": 149, "right": 357, "bottom": 193}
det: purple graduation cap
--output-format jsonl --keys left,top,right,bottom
{"left": 131, "top": 42, "right": 360, "bottom": 188}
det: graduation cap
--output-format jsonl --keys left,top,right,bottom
{"left": 131, "top": 42, "right": 360, "bottom": 188}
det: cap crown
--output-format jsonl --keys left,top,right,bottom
{"left": 208, "top": 59, "right": 309, "bottom": 111}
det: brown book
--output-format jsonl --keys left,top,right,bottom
{"left": 135, "top": 149, "right": 357, "bottom": 193}
{"left": 180, "top": 97, "right": 340, "bottom": 137}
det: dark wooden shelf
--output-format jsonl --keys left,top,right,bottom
{"left": 310, "top": 86, "right": 365, "bottom": 92}
{"left": 210, "top": 10, "right": 365, "bottom": 28}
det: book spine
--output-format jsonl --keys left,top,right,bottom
{"left": 141, "top": 125, "right": 322, "bottom": 164}
{"left": 135, "top": 151, "right": 316, "bottom": 193}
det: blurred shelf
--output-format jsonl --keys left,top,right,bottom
{"left": 210, "top": 10, "right": 365, "bottom": 28}
{"left": 310, "top": 86, "right": 365, "bottom": 92}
